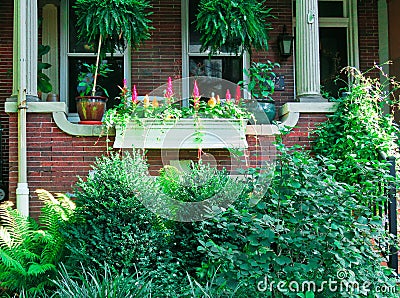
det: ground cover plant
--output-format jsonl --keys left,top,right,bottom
{"left": 194, "top": 144, "right": 398, "bottom": 297}
{"left": 0, "top": 190, "right": 75, "bottom": 297}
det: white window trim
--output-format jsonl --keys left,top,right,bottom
{"left": 60, "top": 0, "right": 131, "bottom": 120}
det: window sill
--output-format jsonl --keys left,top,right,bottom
{"left": 5, "top": 101, "right": 337, "bottom": 137}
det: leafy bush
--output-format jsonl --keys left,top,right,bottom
{"left": 313, "top": 65, "right": 400, "bottom": 205}
{"left": 63, "top": 152, "right": 189, "bottom": 296}
{"left": 0, "top": 190, "right": 75, "bottom": 296}
{"left": 195, "top": 145, "right": 398, "bottom": 297}
{"left": 157, "top": 162, "right": 246, "bottom": 279}
{"left": 63, "top": 151, "right": 164, "bottom": 272}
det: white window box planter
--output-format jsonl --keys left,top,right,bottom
{"left": 113, "top": 118, "right": 248, "bottom": 149}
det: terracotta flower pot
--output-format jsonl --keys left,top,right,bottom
{"left": 76, "top": 96, "right": 107, "bottom": 124}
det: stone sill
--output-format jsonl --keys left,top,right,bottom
{"left": 5, "top": 101, "right": 338, "bottom": 137}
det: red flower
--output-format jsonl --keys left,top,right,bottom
{"left": 165, "top": 77, "right": 174, "bottom": 104}
{"left": 132, "top": 85, "right": 138, "bottom": 104}
{"left": 193, "top": 80, "right": 200, "bottom": 109}
{"left": 225, "top": 89, "right": 232, "bottom": 102}
{"left": 235, "top": 85, "right": 241, "bottom": 104}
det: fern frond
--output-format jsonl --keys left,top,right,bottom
{"left": 0, "top": 250, "right": 27, "bottom": 275}
{"left": 27, "top": 263, "right": 56, "bottom": 276}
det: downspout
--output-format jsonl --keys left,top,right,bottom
{"left": 15, "top": 0, "right": 29, "bottom": 217}
{"left": 16, "top": 90, "right": 29, "bottom": 217}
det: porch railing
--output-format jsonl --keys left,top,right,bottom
{"left": 377, "top": 151, "right": 398, "bottom": 274}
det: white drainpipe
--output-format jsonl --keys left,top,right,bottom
{"left": 16, "top": 89, "right": 29, "bottom": 217}
{"left": 15, "top": 0, "right": 29, "bottom": 217}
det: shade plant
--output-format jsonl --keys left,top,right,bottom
{"left": 73, "top": 0, "right": 153, "bottom": 97}
{"left": 195, "top": 0, "right": 273, "bottom": 56}
{"left": 0, "top": 190, "right": 75, "bottom": 296}
{"left": 194, "top": 143, "right": 399, "bottom": 297}
{"left": 313, "top": 65, "right": 400, "bottom": 205}
{"left": 38, "top": 45, "right": 52, "bottom": 94}
{"left": 48, "top": 263, "right": 153, "bottom": 298}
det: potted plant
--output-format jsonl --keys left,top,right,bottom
{"left": 242, "top": 61, "right": 280, "bottom": 123}
{"left": 75, "top": 63, "right": 113, "bottom": 124}
{"left": 105, "top": 78, "right": 252, "bottom": 149}
{"left": 195, "top": 0, "right": 273, "bottom": 56}
{"left": 73, "top": 0, "right": 153, "bottom": 123}
{"left": 37, "top": 44, "right": 53, "bottom": 99}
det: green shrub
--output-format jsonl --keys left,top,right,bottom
{"left": 313, "top": 65, "right": 400, "bottom": 205}
{"left": 62, "top": 152, "right": 189, "bottom": 296}
{"left": 195, "top": 145, "right": 398, "bottom": 297}
{"left": 63, "top": 151, "right": 164, "bottom": 272}
{"left": 0, "top": 190, "right": 75, "bottom": 296}
{"left": 157, "top": 162, "right": 246, "bottom": 280}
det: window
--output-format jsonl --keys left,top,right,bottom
{"left": 182, "top": 0, "right": 248, "bottom": 99}
{"left": 60, "top": 0, "right": 130, "bottom": 117}
{"left": 293, "top": 0, "right": 359, "bottom": 97}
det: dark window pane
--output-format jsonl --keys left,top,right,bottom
{"left": 68, "top": 57, "right": 124, "bottom": 113}
{"left": 293, "top": 1, "right": 344, "bottom": 18}
{"left": 319, "top": 2, "right": 344, "bottom": 17}
{"left": 189, "top": 57, "right": 242, "bottom": 84}
{"left": 189, "top": 0, "right": 201, "bottom": 51}
{"left": 319, "top": 27, "right": 348, "bottom": 97}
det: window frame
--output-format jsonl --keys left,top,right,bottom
{"left": 60, "top": 0, "right": 131, "bottom": 121}
{"left": 181, "top": 0, "right": 250, "bottom": 100}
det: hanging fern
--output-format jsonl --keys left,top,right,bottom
{"left": 73, "top": 0, "right": 154, "bottom": 54}
{"left": 196, "top": 0, "right": 273, "bottom": 56}
{"left": 0, "top": 190, "right": 75, "bottom": 296}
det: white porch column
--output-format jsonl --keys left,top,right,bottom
{"left": 296, "top": 0, "right": 325, "bottom": 102}
{"left": 11, "top": 0, "right": 39, "bottom": 101}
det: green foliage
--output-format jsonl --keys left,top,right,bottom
{"left": 241, "top": 61, "right": 280, "bottom": 102}
{"left": 62, "top": 152, "right": 187, "bottom": 296}
{"left": 157, "top": 162, "right": 246, "bottom": 278}
{"left": 195, "top": 145, "right": 398, "bottom": 297}
{"left": 196, "top": 0, "right": 273, "bottom": 56}
{"left": 63, "top": 151, "right": 159, "bottom": 271}
{"left": 48, "top": 263, "right": 152, "bottom": 297}
{"left": 313, "top": 65, "right": 400, "bottom": 204}
{"left": 0, "top": 190, "right": 75, "bottom": 296}
{"left": 38, "top": 44, "right": 52, "bottom": 93}
{"left": 77, "top": 62, "right": 113, "bottom": 97}
{"left": 73, "top": 0, "right": 153, "bottom": 54}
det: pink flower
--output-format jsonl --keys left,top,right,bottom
{"left": 123, "top": 78, "right": 127, "bottom": 89}
{"left": 132, "top": 85, "right": 138, "bottom": 104}
{"left": 193, "top": 80, "right": 200, "bottom": 108}
{"left": 225, "top": 89, "right": 232, "bottom": 102}
{"left": 235, "top": 85, "right": 241, "bottom": 104}
{"left": 165, "top": 77, "right": 174, "bottom": 103}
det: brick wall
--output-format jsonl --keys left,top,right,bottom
{"left": 131, "top": 0, "right": 183, "bottom": 93}
{"left": 252, "top": 0, "right": 294, "bottom": 107}
{"left": 8, "top": 113, "right": 110, "bottom": 218}
{"left": 8, "top": 112, "right": 328, "bottom": 218}
{"left": 358, "top": 0, "right": 380, "bottom": 74}
{"left": 0, "top": 0, "right": 13, "bottom": 200}
{"left": 4, "top": 0, "right": 381, "bottom": 216}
